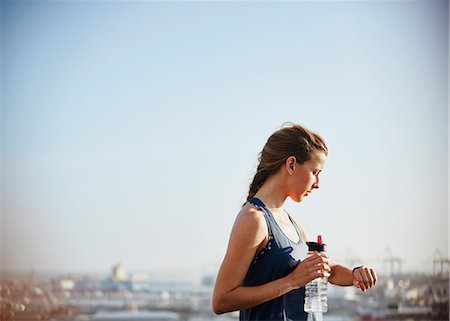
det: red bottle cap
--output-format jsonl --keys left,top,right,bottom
{"left": 306, "top": 234, "right": 326, "bottom": 252}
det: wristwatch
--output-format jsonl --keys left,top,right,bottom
{"left": 352, "top": 265, "right": 363, "bottom": 276}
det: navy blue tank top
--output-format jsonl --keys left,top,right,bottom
{"left": 240, "top": 197, "right": 309, "bottom": 321}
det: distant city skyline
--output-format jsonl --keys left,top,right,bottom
{"left": 1, "top": 1, "right": 448, "bottom": 278}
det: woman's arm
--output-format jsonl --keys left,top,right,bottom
{"left": 212, "top": 206, "right": 331, "bottom": 314}
{"left": 212, "top": 207, "right": 292, "bottom": 314}
{"left": 292, "top": 219, "right": 377, "bottom": 292}
{"left": 327, "top": 263, "right": 353, "bottom": 286}
{"left": 328, "top": 261, "right": 378, "bottom": 291}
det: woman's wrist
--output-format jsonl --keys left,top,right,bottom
{"left": 283, "top": 273, "right": 298, "bottom": 291}
{"left": 285, "top": 271, "right": 307, "bottom": 291}
{"left": 352, "top": 266, "right": 363, "bottom": 274}
{"left": 273, "top": 274, "right": 298, "bottom": 298}
{"left": 352, "top": 266, "right": 363, "bottom": 283}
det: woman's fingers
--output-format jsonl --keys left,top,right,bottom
{"left": 315, "top": 262, "right": 331, "bottom": 273}
{"left": 355, "top": 268, "right": 368, "bottom": 290}
{"left": 360, "top": 270, "right": 370, "bottom": 290}
{"left": 308, "top": 254, "right": 331, "bottom": 269}
{"left": 354, "top": 267, "right": 377, "bottom": 292}
{"left": 366, "top": 268, "right": 375, "bottom": 287}
{"left": 364, "top": 267, "right": 376, "bottom": 288}
{"left": 370, "top": 268, "right": 378, "bottom": 286}
{"left": 310, "top": 260, "right": 331, "bottom": 277}
{"left": 353, "top": 279, "right": 361, "bottom": 289}
{"left": 301, "top": 253, "right": 331, "bottom": 279}
{"left": 289, "top": 253, "right": 335, "bottom": 288}
{"left": 294, "top": 252, "right": 335, "bottom": 284}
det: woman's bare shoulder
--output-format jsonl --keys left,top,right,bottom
{"left": 236, "top": 203, "right": 266, "bottom": 225}
{"left": 230, "top": 203, "right": 269, "bottom": 247}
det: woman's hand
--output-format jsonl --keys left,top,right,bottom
{"left": 352, "top": 266, "right": 377, "bottom": 292}
{"left": 286, "top": 251, "right": 332, "bottom": 289}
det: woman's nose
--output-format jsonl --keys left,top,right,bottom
{"left": 313, "top": 177, "right": 320, "bottom": 189}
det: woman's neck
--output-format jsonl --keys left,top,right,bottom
{"left": 253, "top": 176, "right": 288, "bottom": 211}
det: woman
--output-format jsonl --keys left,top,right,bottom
{"left": 212, "top": 122, "right": 377, "bottom": 320}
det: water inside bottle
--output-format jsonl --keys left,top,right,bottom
{"left": 304, "top": 277, "right": 328, "bottom": 313}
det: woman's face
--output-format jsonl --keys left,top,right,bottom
{"left": 288, "top": 151, "right": 326, "bottom": 202}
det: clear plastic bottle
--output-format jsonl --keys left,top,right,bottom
{"left": 304, "top": 235, "right": 328, "bottom": 318}
{"left": 304, "top": 275, "right": 328, "bottom": 313}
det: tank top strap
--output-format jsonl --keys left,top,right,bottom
{"left": 248, "top": 197, "right": 304, "bottom": 245}
{"left": 247, "top": 197, "right": 273, "bottom": 218}
{"left": 286, "top": 211, "right": 303, "bottom": 239}
{"left": 246, "top": 197, "right": 265, "bottom": 210}
{"left": 246, "top": 197, "right": 275, "bottom": 239}
{"left": 247, "top": 197, "right": 280, "bottom": 221}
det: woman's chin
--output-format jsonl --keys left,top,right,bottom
{"left": 291, "top": 195, "right": 305, "bottom": 203}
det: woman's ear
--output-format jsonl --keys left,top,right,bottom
{"left": 286, "top": 156, "right": 297, "bottom": 174}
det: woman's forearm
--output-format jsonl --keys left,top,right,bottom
{"left": 213, "top": 275, "right": 297, "bottom": 314}
{"left": 328, "top": 264, "right": 354, "bottom": 286}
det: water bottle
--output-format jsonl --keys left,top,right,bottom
{"left": 304, "top": 235, "right": 328, "bottom": 316}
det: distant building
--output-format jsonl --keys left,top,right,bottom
{"left": 52, "top": 278, "right": 75, "bottom": 291}
{"left": 111, "top": 263, "right": 128, "bottom": 281}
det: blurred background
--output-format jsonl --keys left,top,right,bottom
{"left": 1, "top": 1, "right": 448, "bottom": 321}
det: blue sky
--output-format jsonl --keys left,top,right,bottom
{"left": 1, "top": 1, "right": 448, "bottom": 280}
